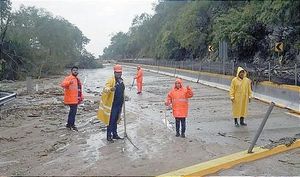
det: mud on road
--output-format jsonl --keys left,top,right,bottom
{"left": 0, "top": 65, "right": 299, "bottom": 176}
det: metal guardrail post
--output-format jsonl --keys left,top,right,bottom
{"left": 268, "top": 62, "right": 271, "bottom": 82}
{"left": 295, "top": 64, "right": 298, "bottom": 86}
{"left": 223, "top": 60, "right": 226, "bottom": 75}
{"left": 200, "top": 62, "right": 202, "bottom": 71}
{"left": 248, "top": 102, "right": 275, "bottom": 153}
{"left": 174, "top": 67, "right": 176, "bottom": 77}
{"left": 26, "top": 76, "right": 33, "bottom": 93}
{"left": 232, "top": 61, "right": 235, "bottom": 76}
{"left": 197, "top": 65, "right": 201, "bottom": 83}
{"left": 192, "top": 61, "right": 194, "bottom": 71}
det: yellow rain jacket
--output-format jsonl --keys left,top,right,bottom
{"left": 229, "top": 67, "right": 252, "bottom": 118}
{"left": 97, "top": 77, "right": 122, "bottom": 125}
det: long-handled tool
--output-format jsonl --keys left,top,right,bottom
{"left": 164, "top": 106, "right": 167, "bottom": 125}
{"left": 123, "top": 94, "right": 139, "bottom": 150}
{"left": 163, "top": 104, "right": 175, "bottom": 131}
{"left": 129, "top": 78, "right": 135, "bottom": 91}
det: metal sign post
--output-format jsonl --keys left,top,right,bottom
{"left": 275, "top": 42, "right": 283, "bottom": 66}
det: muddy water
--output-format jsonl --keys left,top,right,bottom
{"left": 0, "top": 64, "right": 299, "bottom": 176}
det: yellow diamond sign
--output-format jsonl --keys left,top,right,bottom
{"left": 275, "top": 42, "right": 283, "bottom": 52}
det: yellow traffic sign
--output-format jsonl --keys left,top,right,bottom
{"left": 208, "top": 45, "right": 213, "bottom": 52}
{"left": 275, "top": 42, "right": 283, "bottom": 52}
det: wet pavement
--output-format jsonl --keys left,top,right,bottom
{"left": 0, "top": 64, "right": 299, "bottom": 176}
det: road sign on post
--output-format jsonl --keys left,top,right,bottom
{"left": 208, "top": 45, "right": 213, "bottom": 52}
{"left": 275, "top": 42, "right": 283, "bottom": 52}
{"left": 219, "top": 40, "right": 228, "bottom": 75}
{"left": 218, "top": 41, "right": 223, "bottom": 60}
{"left": 275, "top": 42, "right": 283, "bottom": 66}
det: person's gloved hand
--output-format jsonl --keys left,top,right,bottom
{"left": 78, "top": 97, "right": 83, "bottom": 104}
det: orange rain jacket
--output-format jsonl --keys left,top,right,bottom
{"left": 165, "top": 79, "right": 193, "bottom": 118}
{"left": 135, "top": 67, "right": 143, "bottom": 92}
{"left": 61, "top": 74, "right": 83, "bottom": 105}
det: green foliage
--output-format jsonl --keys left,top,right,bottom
{"left": 212, "top": 3, "right": 256, "bottom": 46}
{"left": 103, "top": 0, "right": 299, "bottom": 63}
{"left": 0, "top": 0, "right": 12, "bottom": 29}
{"left": 66, "top": 49, "right": 103, "bottom": 69}
{"left": 1, "top": 2, "right": 99, "bottom": 80}
{"left": 173, "top": 1, "right": 211, "bottom": 58}
{"left": 102, "top": 32, "right": 129, "bottom": 59}
{"left": 257, "top": 1, "right": 296, "bottom": 25}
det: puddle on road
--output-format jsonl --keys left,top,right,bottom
{"left": 0, "top": 160, "right": 19, "bottom": 167}
{"left": 55, "top": 143, "right": 70, "bottom": 153}
{"left": 80, "top": 132, "right": 106, "bottom": 163}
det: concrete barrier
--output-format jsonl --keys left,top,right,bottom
{"left": 123, "top": 63, "right": 300, "bottom": 113}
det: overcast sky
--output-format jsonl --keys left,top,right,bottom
{"left": 11, "top": 0, "right": 156, "bottom": 56}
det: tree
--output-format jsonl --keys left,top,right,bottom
{"left": 103, "top": 0, "right": 299, "bottom": 66}
{"left": 1, "top": 5, "right": 95, "bottom": 80}
{"left": 0, "top": 0, "right": 11, "bottom": 34}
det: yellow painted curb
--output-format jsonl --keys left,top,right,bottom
{"left": 158, "top": 140, "right": 300, "bottom": 177}
{"left": 260, "top": 81, "right": 300, "bottom": 93}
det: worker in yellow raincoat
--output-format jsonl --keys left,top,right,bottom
{"left": 229, "top": 67, "right": 252, "bottom": 127}
{"left": 97, "top": 64, "right": 124, "bottom": 142}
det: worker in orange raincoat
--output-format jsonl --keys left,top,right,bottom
{"left": 230, "top": 67, "right": 252, "bottom": 127}
{"left": 61, "top": 66, "right": 84, "bottom": 131}
{"left": 165, "top": 78, "right": 193, "bottom": 138}
{"left": 97, "top": 64, "right": 125, "bottom": 142}
{"left": 134, "top": 65, "right": 143, "bottom": 94}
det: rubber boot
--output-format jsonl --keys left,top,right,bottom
{"left": 240, "top": 117, "right": 247, "bottom": 126}
{"left": 107, "top": 135, "right": 114, "bottom": 143}
{"left": 71, "top": 125, "right": 78, "bottom": 131}
{"left": 113, "top": 134, "right": 123, "bottom": 139}
{"left": 234, "top": 118, "right": 240, "bottom": 127}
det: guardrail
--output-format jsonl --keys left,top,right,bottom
{"left": 120, "top": 59, "right": 300, "bottom": 86}
{"left": 0, "top": 91, "right": 17, "bottom": 107}
{"left": 121, "top": 62, "right": 300, "bottom": 113}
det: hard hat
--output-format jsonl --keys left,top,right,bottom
{"left": 113, "top": 64, "right": 122, "bottom": 72}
